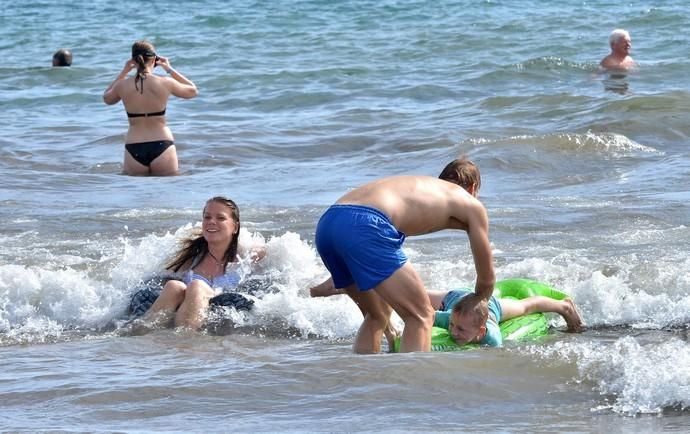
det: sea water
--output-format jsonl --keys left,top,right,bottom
{"left": 1, "top": 0, "right": 690, "bottom": 431}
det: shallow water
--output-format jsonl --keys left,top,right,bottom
{"left": 2, "top": 0, "right": 690, "bottom": 431}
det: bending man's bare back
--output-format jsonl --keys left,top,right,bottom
{"left": 312, "top": 158, "right": 495, "bottom": 353}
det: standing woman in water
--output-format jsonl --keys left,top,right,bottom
{"left": 103, "top": 40, "right": 198, "bottom": 176}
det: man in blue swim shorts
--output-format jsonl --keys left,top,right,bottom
{"left": 311, "top": 157, "right": 496, "bottom": 353}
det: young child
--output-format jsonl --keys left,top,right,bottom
{"left": 428, "top": 288, "right": 583, "bottom": 347}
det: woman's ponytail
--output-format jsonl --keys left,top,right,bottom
{"left": 131, "top": 40, "right": 156, "bottom": 94}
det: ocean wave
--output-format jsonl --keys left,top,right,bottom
{"left": 527, "top": 337, "right": 690, "bottom": 415}
{"left": 465, "top": 131, "right": 658, "bottom": 156}
{"left": 0, "top": 226, "right": 327, "bottom": 346}
{"left": 514, "top": 56, "right": 597, "bottom": 72}
{"left": 3, "top": 218, "right": 688, "bottom": 346}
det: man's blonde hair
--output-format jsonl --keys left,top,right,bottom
{"left": 438, "top": 156, "right": 481, "bottom": 192}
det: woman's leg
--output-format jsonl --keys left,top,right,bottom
{"left": 174, "top": 280, "right": 216, "bottom": 329}
{"left": 150, "top": 145, "right": 179, "bottom": 176}
{"left": 123, "top": 149, "right": 151, "bottom": 176}
{"left": 143, "top": 280, "right": 186, "bottom": 326}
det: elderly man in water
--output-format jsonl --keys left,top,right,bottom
{"left": 600, "top": 29, "right": 637, "bottom": 70}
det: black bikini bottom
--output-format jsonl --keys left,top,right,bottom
{"left": 125, "top": 140, "right": 174, "bottom": 167}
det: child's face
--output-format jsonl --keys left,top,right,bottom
{"left": 449, "top": 312, "right": 482, "bottom": 345}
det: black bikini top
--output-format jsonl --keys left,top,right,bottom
{"left": 126, "top": 108, "right": 166, "bottom": 118}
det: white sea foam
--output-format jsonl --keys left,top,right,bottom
{"left": 526, "top": 337, "right": 690, "bottom": 415}
{"left": 0, "top": 263, "right": 124, "bottom": 335}
{"left": 2, "top": 222, "right": 688, "bottom": 346}
{"left": 239, "top": 229, "right": 364, "bottom": 339}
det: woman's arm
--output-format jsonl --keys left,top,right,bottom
{"left": 103, "top": 59, "right": 136, "bottom": 105}
{"left": 156, "top": 56, "right": 198, "bottom": 99}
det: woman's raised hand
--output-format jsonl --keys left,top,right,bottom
{"left": 155, "top": 55, "right": 172, "bottom": 72}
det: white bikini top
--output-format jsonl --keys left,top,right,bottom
{"left": 182, "top": 254, "right": 245, "bottom": 291}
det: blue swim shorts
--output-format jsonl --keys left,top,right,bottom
{"left": 315, "top": 204, "right": 407, "bottom": 291}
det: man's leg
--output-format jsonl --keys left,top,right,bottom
{"left": 374, "top": 262, "right": 434, "bottom": 352}
{"left": 345, "top": 284, "right": 393, "bottom": 354}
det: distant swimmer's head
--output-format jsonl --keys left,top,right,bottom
{"left": 131, "top": 40, "right": 158, "bottom": 93}
{"left": 52, "top": 48, "right": 72, "bottom": 67}
{"left": 609, "top": 29, "right": 632, "bottom": 55}
{"left": 438, "top": 156, "right": 481, "bottom": 197}
{"left": 449, "top": 294, "right": 487, "bottom": 345}
{"left": 600, "top": 29, "right": 636, "bottom": 71}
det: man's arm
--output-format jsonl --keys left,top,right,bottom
{"left": 465, "top": 201, "right": 495, "bottom": 301}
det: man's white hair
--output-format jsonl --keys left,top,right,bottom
{"left": 609, "top": 29, "right": 630, "bottom": 46}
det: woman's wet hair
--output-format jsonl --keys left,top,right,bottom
{"left": 131, "top": 40, "right": 157, "bottom": 94}
{"left": 438, "top": 156, "right": 481, "bottom": 192}
{"left": 166, "top": 197, "right": 241, "bottom": 272}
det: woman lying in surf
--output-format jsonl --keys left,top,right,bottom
{"left": 141, "top": 196, "right": 266, "bottom": 330}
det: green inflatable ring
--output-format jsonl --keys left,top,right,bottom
{"left": 393, "top": 278, "right": 568, "bottom": 352}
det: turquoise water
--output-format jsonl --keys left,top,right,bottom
{"left": 1, "top": 1, "right": 690, "bottom": 431}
